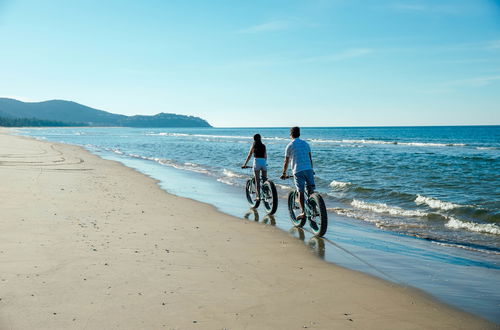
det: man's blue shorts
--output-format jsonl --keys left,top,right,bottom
{"left": 293, "top": 169, "right": 316, "bottom": 193}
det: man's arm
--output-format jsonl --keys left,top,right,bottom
{"left": 280, "top": 156, "right": 290, "bottom": 179}
{"left": 309, "top": 152, "right": 313, "bottom": 169}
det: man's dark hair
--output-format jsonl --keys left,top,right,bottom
{"left": 290, "top": 126, "right": 300, "bottom": 138}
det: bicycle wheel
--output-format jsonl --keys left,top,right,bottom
{"left": 245, "top": 178, "right": 260, "bottom": 208}
{"left": 308, "top": 193, "right": 328, "bottom": 237}
{"left": 262, "top": 180, "right": 278, "bottom": 215}
{"left": 287, "top": 190, "right": 306, "bottom": 227}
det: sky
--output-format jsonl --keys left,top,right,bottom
{"left": 0, "top": 0, "right": 499, "bottom": 127}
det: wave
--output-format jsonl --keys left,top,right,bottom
{"left": 146, "top": 132, "right": 190, "bottom": 137}
{"left": 145, "top": 133, "right": 469, "bottom": 148}
{"left": 147, "top": 132, "right": 255, "bottom": 140}
{"left": 476, "top": 147, "right": 498, "bottom": 150}
{"left": 432, "top": 241, "right": 500, "bottom": 255}
{"left": 327, "top": 207, "right": 375, "bottom": 221}
{"left": 328, "top": 207, "right": 500, "bottom": 253}
{"left": 217, "top": 178, "right": 237, "bottom": 186}
{"left": 351, "top": 199, "right": 429, "bottom": 217}
{"left": 400, "top": 142, "right": 465, "bottom": 147}
{"left": 309, "top": 139, "right": 466, "bottom": 147}
{"left": 222, "top": 169, "right": 246, "bottom": 179}
{"left": 445, "top": 217, "right": 500, "bottom": 235}
{"left": 327, "top": 207, "right": 425, "bottom": 230}
{"left": 415, "top": 195, "right": 461, "bottom": 211}
{"left": 329, "top": 180, "right": 352, "bottom": 189}
{"left": 124, "top": 152, "right": 210, "bottom": 174}
{"left": 276, "top": 184, "right": 292, "bottom": 190}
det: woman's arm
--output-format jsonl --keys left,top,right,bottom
{"left": 242, "top": 146, "right": 254, "bottom": 167}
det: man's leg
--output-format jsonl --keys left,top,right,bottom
{"left": 305, "top": 169, "right": 316, "bottom": 194}
{"left": 293, "top": 171, "right": 306, "bottom": 218}
{"left": 298, "top": 191, "right": 305, "bottom": 217}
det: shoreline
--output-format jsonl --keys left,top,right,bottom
{"left": 0, "top": 130, "right": 495, "bottom": 329}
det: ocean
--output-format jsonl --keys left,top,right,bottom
{"left": 17, "top": 126, "right": 500, "bottom": 322}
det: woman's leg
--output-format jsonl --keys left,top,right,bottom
{"left": 254, "top": 169, "right": 261, "bottom": 200}
{"left": 261, "top": 169, "right": 268, "bottom": 182}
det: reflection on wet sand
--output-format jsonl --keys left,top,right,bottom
{"left": 243, "top": 207, "right": 326, "bottom": 259}
{"left": 289, "top": 227, "right": 326, "bottom": 259}
{"left": 262, "top": 214, "right": 276, "bottom": 226}
{"left": 308, "top": 236, "right": 325, "bottom": 259}
{"left": 243, "top": 209, "right": 276, "bottom": 226}
{"left": 243, "top": 209, "right": 259, "bottom": 221}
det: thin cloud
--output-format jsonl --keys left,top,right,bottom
{"left": 389, "top": 2, "right": 474, "bottom": 15}
{"left": 295, "top": 48, "right": 373, "bottom": 64}
{"left": 237, "top": 20, "right": 294, "bottom": 34}
{"left": 218, "top": 48, "right": 373, "bottom": 70}
{"left": 421, "top": 75, "right": 500, "bottom": 94}
{"left": 487, "top": 40, "right": 500, "bottom": 50}
{"left": 392, "top": 3, "right": 428, "bottom": 11}
{"left": 446, "top": 75, "right": 500, "bottom": 87}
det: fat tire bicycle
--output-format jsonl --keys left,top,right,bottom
{"left": 284, "top": 176, "right": 328, "bottom": 237}
{"left": 243, "top": 166, "right": 278, "bottom": 215}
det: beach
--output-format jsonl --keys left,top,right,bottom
{"left": 0, "top": 130, "right": 495, "bottom": 329}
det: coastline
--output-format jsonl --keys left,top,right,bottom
{"left": 0, "top": 130, "right": 495, "bottom": 329}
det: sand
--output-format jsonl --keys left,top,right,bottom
{"left": 0, "top": 130, "right": 495, "bottom": 330}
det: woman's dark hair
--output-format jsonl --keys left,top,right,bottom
{"left": 290, "top": 126, "right": 300, "bottom": 138}
{"left": 253, "top": 133, "right": 266, "bottom": 158}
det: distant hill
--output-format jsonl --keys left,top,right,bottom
{"left": 0, "top": 98, "right": 211, "bottom": 127}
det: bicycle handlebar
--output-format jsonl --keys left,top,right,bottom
{"left": 241, "top": 166, "right": 292, "bottom": 179}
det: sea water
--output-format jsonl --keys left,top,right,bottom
{"left": 18, "top": 126, "right": 500, "bottom": 322}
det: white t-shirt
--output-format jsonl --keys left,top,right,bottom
{"left": 285, "top": 138, "right": 312, "bottom": 174}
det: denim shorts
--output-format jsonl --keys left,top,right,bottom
{"left": 253, "top": 158, "right": 267, "bottom": 171}
{"left": 293, "top": 169, "right": 315, "bottom": 193}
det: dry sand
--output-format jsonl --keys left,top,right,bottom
{"left": 0, "top": 130, "right": 495, "bottom": 329}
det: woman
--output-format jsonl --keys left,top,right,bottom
{"left": 242, "top": 134, "right": 267, "bottom": 201}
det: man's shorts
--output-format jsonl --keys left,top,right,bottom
{"left": 293, "top": 169, "right": 315, "bottom": 193}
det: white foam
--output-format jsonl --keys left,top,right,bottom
{"left": 222, "top": 169, "right": 246, "bottom": 178}
{"left": 217, "top": 178, "right": 237, "bottom": 186}
{"left": 352, "top": 199, "right": 429, "bottom": 217}
{"left": 433, "top": 242, "right": 500, "bottom": 255}
{"left": 329, "top": 180, "right": 352, "bottom": 189}
{"left": 415, "top": 195, "right": 460, "bottom": 211}
{"left": 276, "top": 184, "right": 292, "bottom": 190}
{"left": 445, "top": 217, "right": 500, "bottom": 235}
{"left": 309, "top": 139, "right": 466, "bottom": 148}
{"left": 127, "top": 153, "right": 210, "bottom": 174}
{"left": 342, "top": 139, "right": 395, "bottom": 145}
{"left": 147, "top": 132, "right": 190, "bottom": 137}
{"left": 476, "top": 147, "right": 498, "bottom": 150}
{"left": 400, "top": 142, "right": 465, "bottom": 147}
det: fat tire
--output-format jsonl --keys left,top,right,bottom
{"left": 245, "top": 178, "right": 260, "bottom": 208}
{"left": 287, "top": 190, "right": 306, "bottom": 227}
{"left": 308, "top": 193, "right": 328, "bottom": 237}
{"left": 262, "top": 180, "right": 278, "bottom": 215}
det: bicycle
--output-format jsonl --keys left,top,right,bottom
{"left": 242, "top": 166, "right": 278, "bottom": 215}
{"left": 283, "top": 176, "right": 328, "bottom": 237}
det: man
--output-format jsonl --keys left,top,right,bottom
{"left": 280, "top": 126, "right": 315, "bottom": 220}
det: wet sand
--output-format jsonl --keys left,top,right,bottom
{"left": 0, "top": 130, "right": 495, "bottom": 329}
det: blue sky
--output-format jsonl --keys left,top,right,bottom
{"left": 0, "top": 0, "right": 499, "bottom": 127}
